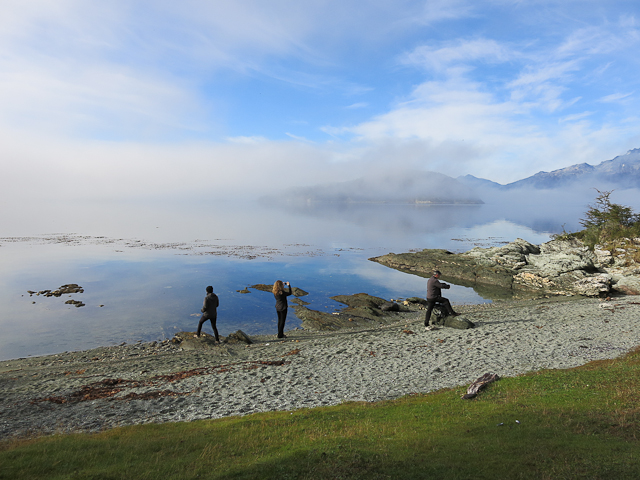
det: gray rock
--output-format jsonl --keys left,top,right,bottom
{"left": 380, "top": 302, "right": 400, "bottom": 312}
{"left": 226, "top": 330, "right": 253, "bottom": 345}
{"left": 611, "top": 276, "right": 640, "bottom": 295}
{"left": 443, "top": 316, "right": 475, "bottom": 329}
{"left": 372, "top": 237, "right": 638, "bottom": 298}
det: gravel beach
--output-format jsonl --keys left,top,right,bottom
{"left": 2, "top": 295, "right": 640, "bottom": 440}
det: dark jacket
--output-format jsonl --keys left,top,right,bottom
{"left": 201, "top": 292, "right": 219, "bottom": 318}
{"left": 274, "top": 285, "right": 292, "bottom": 312}
{"left": 427, "top": 276, "right": 450, "bottom": 300}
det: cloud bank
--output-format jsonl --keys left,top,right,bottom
{"left": 1, "top": 1, "right": 640, "bottom": 201}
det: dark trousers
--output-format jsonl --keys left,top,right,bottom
{"left": 197, "top": 314, "right": 219, "bottom": 341}
{"left": 424, "top": 296, "right": 454, "bottom": 326}
{"left": 277, "top": 309, "right": 288, "bottom": 338}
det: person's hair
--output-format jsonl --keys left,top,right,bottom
{"left": 206, "top": 285, "right": 213, "bottom": 293}
{"left": 434, "top": 270, "right": 441, "bottom": 276}
{"left": 272, "top": 280, "right": 284, "bottom": 295}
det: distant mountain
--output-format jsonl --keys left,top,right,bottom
{"left": 458, "top": 148, "right": 640, "bottom": 191}
{"left": 272, "top": 171, "right": 484, "bottom": 205}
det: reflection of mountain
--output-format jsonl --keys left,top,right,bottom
{"left": 275, "top": 192, "right": 591, "bottom": 238}
{"left": 271, "top": 171, "right": 484, "bottom": 205}
{"left": 283, "top": 202, "right": 485, "bottom": 234}
{"left": 459, "top": 148, "right": 640, "bottom": 190}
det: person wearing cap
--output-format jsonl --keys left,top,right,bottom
{"left": 425, "top": 270, "right": 459, "bottom": 330}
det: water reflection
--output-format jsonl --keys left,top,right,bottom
{"left": 0, "top": 198, "right": 564, "bottom": 360}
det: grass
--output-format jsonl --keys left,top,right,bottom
{"left": 2, "top": 349, "right": 640, "bottom": 479}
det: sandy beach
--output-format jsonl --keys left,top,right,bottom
{"left": 2, "top": 295, "right": 640, "bottom": 440}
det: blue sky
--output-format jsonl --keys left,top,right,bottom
{"left": 1, "top": 0, "right": 640, "bottom": 200}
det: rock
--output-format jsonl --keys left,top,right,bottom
{"left": 292, "top": 293, "right": 411, "bottom": 331}
{"left": 405, "top": 297, "right": 428, "bottom": 306}
{"left": 428, "top": 306, "right": 474, "bottom": 329}
{"left": 64, "top": 299, "right": 85, "bottom": 307}
{"left": 371, "top": 237, "right": 638, "bottom": 298}
{"left": 594, "top": 248, "right": 613, "bottom": 266}
{"left": 250, "top": 284, "right": 309, "bottom": 296}
{"left": 290, "top": 298, "right": 310, "bottom": 306}
{"left": 380, "top": 302, "right": 400, "bottom": 312}
{"left": 331, "top": 293, "right": 408, "bottom": 320}
{"left": 525, "top": 238, "right": 595, "bottom": 277}
{"left": 611, "top": 276, "right": 640, "bottom": 295}
{"left": 331, "top": 293, "right": 389, "bottom": 310}
{"left": 292, "top": 306, "right": 346, "bottom": 331}
{"left": 572, "top": 274, "right": 612, "bottom": 296}
{"left": 171, "top": 332, "right": 220, "bottom": 350}
{"left": 226, "top": 330, "right": 253, "bottom": 344}
{"left": 443, "top": 316, "right": 475, "bottom": 329}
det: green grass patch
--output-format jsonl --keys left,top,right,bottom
{"left": 3, "top": 349, "right": 640, "bottom": 479}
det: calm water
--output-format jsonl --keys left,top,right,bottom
{"left": 0, "top": 195, "right": 602, "bottom": 360}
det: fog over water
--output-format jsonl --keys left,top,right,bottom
{"left": 2, "top": 188, "right": 639, "bottom": 361}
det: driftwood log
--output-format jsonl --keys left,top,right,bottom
{"left": 461, "top": 373, "right": 499, "bottom": 399}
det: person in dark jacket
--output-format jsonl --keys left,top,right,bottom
{"left": 195, "top": 285, "right": 220, "bottom": 341}
{"left": 425, "top": 270, "right": 459, "bottom": 330}
{"left": 273, "top": 280, "right": 292, "bottom": 339}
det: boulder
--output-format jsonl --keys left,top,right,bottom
{"left": 429, "top": 306, "right": 475, "bottom": 329}
{"left": 405, "top": 297, "right": 428, "bottom": 306}
{"left": 611, "top": 276, "right": 640, "bottom": 295}
{"left": 380, "top": 302, "right": 400, "bottom": 312}
{"left": 226, "top": 330, "right": 253, "bottom": 344}
{"left": 443, "top": 316, "right": 475, "bottom": 329}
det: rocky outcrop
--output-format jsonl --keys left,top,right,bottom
{"left": 370, "top": 237, "right": 640, "bottom": 297}
{"left": 293, "top": 293, "right": 410, "bottom": 331}
{"left": 27, "top": 284, "right": 85, "bottom": 297}
{"left": 250, "top": 284, "right": 309, "bottom": 297}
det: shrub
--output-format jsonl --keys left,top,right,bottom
{"left": 573, "top": 190, "right": 640, "bottom": 249}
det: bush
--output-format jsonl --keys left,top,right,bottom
{"left": 576, "top": 190, "right": 640, "bottom": 249}
{"left": 552, "top": 190, "right": 640, "bottom": 250}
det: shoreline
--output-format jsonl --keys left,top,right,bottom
{"left": 2, "top": 295, "right": 640, "bottom": 440}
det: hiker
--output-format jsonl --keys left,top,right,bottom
{"left": 425, "top": 270, "right": 459, "bottom": 330}
{"left": 195, "top": 285, "right": 219, "bottom": 342}
{"left": 273, "top": 280, "right": 292, "bottom": 339}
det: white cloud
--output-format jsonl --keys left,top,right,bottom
{"left": 346, "top": 102, "right": 369, "bottom": 109}
{"left": 416, "top": 0, "right": 474, "bottom": 25}
{"left": 1, "top": 0, "right": 640, "bottom": 204}
{"left": 400, "top": 38, "right": 513, "bottom": 73}
{"left": 599, "top": 92, "right": 633, "bottom": 103}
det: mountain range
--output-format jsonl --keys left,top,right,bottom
{"left": 273, "top": 148, "right": 640, "bottom": 206}
{"left": 459, "top": 148, "right": 640, "bottom": 191}
{"left": 277, "top": 171, "right": 484, "bottom": 205}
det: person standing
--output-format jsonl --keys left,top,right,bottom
{"left": 195, "top": 285, "right": 219, "bottom": 342}
{"left": 273, "top": 280, "right": 292, "bottom": 339}
{"left": 425, "top": 270, "right": 459, "bottom": 330}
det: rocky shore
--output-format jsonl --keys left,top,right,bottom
{"left": 371, "top": 237, "right": 640, "bottom": 298}
{"left": 3, "top": 295, "right": 640, "bottom": 441}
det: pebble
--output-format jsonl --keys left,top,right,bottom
{"left": 2, "top": 296, "right": 640, "bottom": 440}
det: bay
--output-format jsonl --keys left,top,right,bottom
{"left": 0, "top": 196, "right": 594, "bottom": 360}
